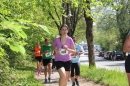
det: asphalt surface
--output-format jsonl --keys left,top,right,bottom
{"left": 80, "top": 54, "right": 125, "bottom": 72}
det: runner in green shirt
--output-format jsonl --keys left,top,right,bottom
{"left": 41, "top": 38, "right": 53, "bottom": 83}
{"left": 42, "top": 44, "right": 52, "bottom": 59}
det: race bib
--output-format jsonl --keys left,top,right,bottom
{"left": 71, "top": 56, "right": 77, "bottom": 60}
{"left": 45, "top": 52, "right": 51, "bottom": 57}
{"left": 60, "top": 49, "right": 68, "bottom": 55}
{"left": 37, "top": 51, "right": 40, "bottom": 54}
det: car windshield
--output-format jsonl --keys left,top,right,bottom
{"left": 116, "top": 52, "right": 123, "bottom": 54}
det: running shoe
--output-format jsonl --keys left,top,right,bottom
{"left": 44, "top": 79, "right": 47, "bottom": 83}
{"left": 72, "top": 82, "right": 75, "bottom": 86}
{"left": 75, "top": 79, "right": 79, "bottom": 86}
{"left": 48, "top": 77, "right": 52, "bottom": 83}
{"left": 37, "top": 72, "right": 40, "bottom": 76}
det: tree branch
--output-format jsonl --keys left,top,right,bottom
{"left": 48, "top": 11, "right": 60, "bottom": 30}
{"left": 54, "top": 6, "right": 62, "bottom": 26}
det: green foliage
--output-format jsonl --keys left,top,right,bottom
{"left": 0, "top": 63, "right": 43, "bottom": 86}
{"left": 94, "top": 5, "right": 120, "bottom": 51}
{"left": 95, "top": 25, "right": 120, "bottom": 51}
{"left": 74, "top": 17, "right": 86, "bottom": 43}
{"left": 0, "top": 19, "right": 28, "bottom": 54}
{"left": 116, "top": 0, "right": 130, "bottom": 46}
{"left": 10, "top": 45, "right": 25, "bottom": 55}
{"left": 0, "top": 50, "right": 10, "bottom": 86}
{"left": 94, "top": 0, "right": 130, "bottom": 51}
{"left": 1, "top": 20, "right": 27, "bottom": 38}
{"left": 0, "top": 1, "right": 52, "bottom": 85}
{"left": 80, "top": 65, "right": 128, "bottom": 86}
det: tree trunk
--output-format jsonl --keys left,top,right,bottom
{"left": 84, "top": 0, "right": 95, "bottom": 67}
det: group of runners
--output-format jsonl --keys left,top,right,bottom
{"left": 34, "top": 24, "right": 83, "bottom": 86}
{"left": 33, "top": 24, "right": 130, "bottom": 86}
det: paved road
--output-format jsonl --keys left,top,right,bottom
{"left": 80, "top": 54, "right": 125, "bottom": 72}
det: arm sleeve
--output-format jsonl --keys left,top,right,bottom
{"left": 52, "top": 38, "right": 57, "bottom": 47}
{"left": 78, "top": 45, "right": 83, "bottom": 51}
{"left": 70, "top": 38, "right": 75, "bottom": 47}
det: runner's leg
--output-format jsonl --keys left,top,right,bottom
{"left": 58, "top": 67, "right": 66, "bottom": 86}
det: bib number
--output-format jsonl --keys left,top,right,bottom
{"left": 60, "top": 49, "right": 68, "bottom": 55}
{"left": 45, "top": 52, "right": 51, "bottom": 57}
{"left": 71, "top": 56, "right": 77, "bottom": 60}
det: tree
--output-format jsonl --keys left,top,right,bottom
{"left": 116, "top": 0, "right": 130, "bottom": 46}
{"left": 82, "top": 0, "right": 115, "bottom": 67}
{"left": 74, "top": 17, "right": 86, "bottom": 43}
{"left": 39, "top": 0, "right": 83, "bottom": 37}
{"left": 0, "top": 0, "right": 51, "bottom": 85}
{"left": 84, "top": 0, "right": 95, "bottom": 67}
{"left": 96, "top": 12, "right": 120, "bottom": 51}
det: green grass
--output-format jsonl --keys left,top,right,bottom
{"left": 2, "top": 62, "right": 43, "bottom": 86}
{"left": 80, "top": 65, "right": 128, "bottom": 86}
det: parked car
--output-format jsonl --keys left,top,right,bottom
{"left": 111, "top": 51, "right": 124, "bottom": 61}
{"left": 83, "top": 45, "right": 87, "bottom": 50}
{"left": 99, "top": 51, "right": 104, "bottom": 57}
{"left": 84, "top": 49, "right": 88, "bottom": 55}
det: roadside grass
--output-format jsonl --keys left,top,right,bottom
{"left": 8, "top": 62, "right": 43, "bottom": 86}
{"left": 80, "top": 65, "right": 128, "bottom": 86}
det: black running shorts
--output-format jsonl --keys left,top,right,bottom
{"left": 125, "top": 55, "right": 130, "bottom": 73}
{"left": 71, "top": 63, "right": 80, "bottom": 77}
{"left": 55, "top": 60, "right": 71, "bottom": 71}
{"left": 35, "top": 56, "right": 42, "bottom": 62}
{"left": 42, "top": 59, "right": 52, "bottom": 66}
